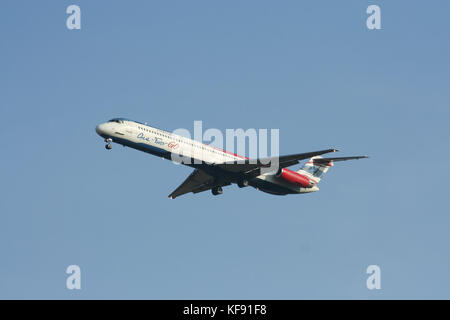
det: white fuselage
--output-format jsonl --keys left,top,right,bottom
{"left": 96, "top": 118, "right": 319, "bottom": 195}
{"left": 96, "top": 119, "right": 245, "bottom": 164}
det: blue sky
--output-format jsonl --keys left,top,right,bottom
{"left": 1, "top": 0, "right": 449, "bottom": 299}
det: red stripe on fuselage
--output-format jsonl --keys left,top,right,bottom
{"left": 208, "top": 145, "right": 249, "bottom": 160}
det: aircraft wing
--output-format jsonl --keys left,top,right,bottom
{"left": 168, "top": 149, "right": 346, "bottom": 198}
{"left": 168, "top": 169, "right": 231, "bottom": 199}
{"left": 215, "top": 148, "right": 339, "bottom": 174}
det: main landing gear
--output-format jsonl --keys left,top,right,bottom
{"left": 211, "top": 186, "right": 223, "bottom": 196}
{"left": 237, "top": 179, "right": 249, "bottom": 188}
{"left": 104, "top": 138, "right": 112, "bottom": 150}
{"left": 211, "top": 180, "right": 248, "bottom": 196}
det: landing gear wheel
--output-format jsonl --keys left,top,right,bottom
{"left": 238, "top": 180, "right": 249, "bottom": 188}
{"left": 105, "top": 144, "right": 112, "bottom": 150}
{"left": 211, "top": 186, "right": 223, "bottom": 196}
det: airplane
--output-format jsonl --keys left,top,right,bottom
{"left": 95, "top": 118, "right": 368, "bottom": 199}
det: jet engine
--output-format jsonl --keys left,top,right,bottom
{"left": 276, "top": 168, "right": 315, "bottom": 188}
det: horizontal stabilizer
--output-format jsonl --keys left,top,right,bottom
{"left": 313, "top": 156, "right": 368, "bottom": 165}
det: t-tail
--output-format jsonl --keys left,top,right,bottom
{"left": 297, "top": 155, "right": 368, "bottom": 184}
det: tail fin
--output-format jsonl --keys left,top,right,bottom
{"left": 297, "top": 155, "right": 368, "bottom": 184}
{"left": 297, "top": 156, "right": 332, "bottom": 183}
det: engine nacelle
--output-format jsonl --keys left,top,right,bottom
{"left": 276, "top": 168, "right": 315, "bottom": 188}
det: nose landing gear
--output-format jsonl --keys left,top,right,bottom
{"left": 104, "top": 138, "right": 112, "bottom": 150}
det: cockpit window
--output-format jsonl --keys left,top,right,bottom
{"left": 108, "top": 118, "right": 123, "bottom": 124}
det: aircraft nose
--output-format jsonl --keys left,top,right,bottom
{"left": 95, "top": 123, "right": 106, "bottom": 136}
